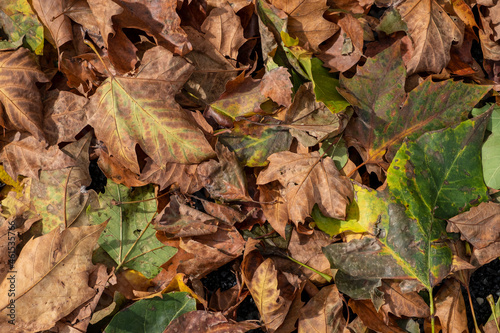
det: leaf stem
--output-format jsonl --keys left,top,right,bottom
{"left": 83, "top": 39, "right": 111, "bottom": 76}
{"left": 429, "top": 287, "right": 435, "bottom": 333}
{"left": 487, "top": 295, "right": 500, "bottom": 333}
{"left": 286, "top": 255, "right": 332, "bottom": 282}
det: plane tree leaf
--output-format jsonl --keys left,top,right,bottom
{"left": 87, "top": 46, "right": 214, "bottom": 174}
{"left": 0, "top": 223, "right": 106, "bottom": 332}
{"left": 104, "top": 293, "right": 196, "bottom": 333}
{"left": 31, "top": 0, "right": 73, "bottom": 48}
{"left": 217, "top": 120, "right": 292, "bottom": 167}
{"left": 270, "top": 0, "right": 337, "bottom": 52}
{"left": 0, "top": 48, "right": 48, "bottom": 141}
{"left": 472, "top": 103, "right": 500, "bottom": 189}
{"left": 323, "top": 113, "right": 490, "bottom": 300}
{"left": 298, "top": 285, "right": 345, "bottom": 332}
{"left": 88, "top": 180, "right": 177, "bottom": 279}
{"left": 340, "top": 42, "right": 492, "bottom": 167}
{"left": 257, "top": 151, "right": 353, "bottom": 225}
{"left": 0, "top": 0, "right": 43, "bottom": 54}
{"left": 396, "top": 0, "right": 463, "bottom": 75}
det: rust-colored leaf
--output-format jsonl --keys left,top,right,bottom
{"left": 298, "top": 285, "right": 345, "bottom": 333}
{"left": 164, "top": 311, "right": 261, "bottom": 333}
{"left": 348, "top": 299, "right": 407, "bottom": 333}
{"left": 434, "top": 279, "right": 468, "bottom": 333}
{"left": 378, "top": 280, "right": 430, "bottom": 323}
{"left": 32, "top": 0, "right": 72, "bottom": 48}
{"left": 257, "top": 151, "right": 353, "bottom": 224}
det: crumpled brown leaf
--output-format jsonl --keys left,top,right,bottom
{"left": 257, "top": 151, "right": 353, "bottom": 225}
{"left": 164, "top": 310, "right": 260, "bottom": 333}
{"left": 434, "top": 279, "right": 468, "bottom": 333}
{"left": 298, "top": 285, "right": 345, "bottom": 332}
{"left": 0, "top": 222, "right": 106, "bottom": 332}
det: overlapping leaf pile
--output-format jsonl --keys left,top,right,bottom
{"left": 1, "top": 0, "right": 500, "bottom": 332}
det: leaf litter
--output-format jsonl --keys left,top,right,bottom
{"left": 0, "top": 0, "right": 500, "bottom": 332}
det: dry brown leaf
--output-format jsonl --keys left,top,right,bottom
{"left": 298, "top": 284, "right": 345, "bottom": 333}
{"left": 448, "top": 201, "right": 500, "bottom": 249}
{"left": 288, "top": 229, "right": 335, "bottom": 284}
{"left": 139, "top": 157, "right": 204, "bottom": 193}
{"left": 198, "top": 143, "right": 251, "bottom": 202}
{"left": 378, "top": 280, "right": 430, "bottom": 323}
{"left": 32, "top": 0, "right": 73, "bottom": 48}
{"left": 396, "top": 0, "right": 463, "bottom": 74}
{"left": 95, "top": 147, "right": 148, "bottom": 188}
{"left": 434, "top": 279, "right": 468, "bottom": 333}
{"left": 154, "top": 195, "right": 219, "bottom": 238}
{"left": 260, "top": 67, "right": 293, "bottom": 107}
{"left": 256, "top": 151, "right": 353, "bottom": 225}
{"left": 259, "top": 182, "right": 289, "bottom": 239}
{"left": 0, "top": 223, "right": 106, "bottom": 332}
{"left": 42, "top": 90, "right": 88, "bottom": 145}
{"left": 0, "top": 48, "right": 49, "bottom": 142}
{"left": 201, "top": 201, "right": 247, "bottom": 226}
{"left": 243, "top": 258, "right": 293, "bottom": 332}
{"left": 164, "top": 310, "right": 261, "bottom": 333}
{"left": 271, "top": 0, "right": 338, "bottom": 52}
{"left": 318, "top": 14, "right": 364, "bottom": 73}
{"left": 201, "top": 2, "right": 247, "bottom": 60}
{"left": 207, "top": 0, "right": 252, "bottom": 12}
{"left": 0, "top": 134, "right": 75, "bottom": 180}
{"left": 86, "top": 0, "right": 123, "bottom": 47}
{"left": 348, "top": 299, "right": 407, "bottom": 333}
{"left": 472, "top": 241, "right": 500, "bottom": 266}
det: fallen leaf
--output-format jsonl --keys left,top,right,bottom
{"left": 256, "top": 151, "right": 353, "bottom": 225}
{"left": 396, "top": 0, "right": 463, "bottom": 74}
{"left": 89, "top": 181, "right": 177, "bottom": 279}
{"left": 348, "top": 299, "right": 407, "bottom": 333}
{"left": 378, "top": 280, "right": 430, "bottom": 323}
{"left": 201, "top": 2, "right": 247, "bottom": 60}
{"left": 86, "top": 46, "right": 214, "bottom": 173}
{"left": 0, "top": 48, "right": 49, "bottom": 141}
{"left": 105, "top": 293, "right": 196, "bottom": 333}
{"left": 0, "top": 223, "right": 106, "bottom": 332}
{"left": 271, "top": 0, "right": 338, "bottom": 52}
{"left": 298, "top": 285, "right": 345, "bottom": 333}
{"left": 318, "top": 13, "right": 364, "bottom": 72}
{"left": 260, "top": 67, "right": 293, "bottom": 107}
{"left": 201, "top": 201, "right": 247, "bottom": 226}
{"left": 447, "top": 201, "right": 500, "bottom": 249}
{"left": 258, "top": 182, "right": 289, "bottom": 239}
{"left": 164, "top": 310, "right": 261, "bottom": 333}
{"left": 434, "top": 279, "right": 468, "bottom": 333}
{"left": 95, "top": 147, "right": 148, "bottom": 188}
{"left": 197, "top": 143, "right": 251, "bottom": 202}
{"left": 31, "top": 0, "right": 72, "bottom": 48}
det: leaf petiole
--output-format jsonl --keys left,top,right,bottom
{"left": 286, "top": 255, "right": 332, "bottom": 282}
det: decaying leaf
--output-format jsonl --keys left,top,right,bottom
{"left": 257, "top": 151, "right": 353, "bottom": 225}
{"left": 434, "top": 279, "right": 468, "bottom": 333}
{"left": 298, "top": 284, "right": 345, "bottom": 332}
{"left": 164, "top": 310, "right": 261, "bottom": 333}
{"left": 0, "top": 223, "right": 106, "bottom": 332}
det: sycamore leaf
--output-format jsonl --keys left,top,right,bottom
{"left": 378, "top": 280, "right": 430, "bottom": 322}
{"left": 95, "top": 147, "right": 148, "bottom": 188}
{"left": 0, "top": 134, "right": 74, "bottom": 180}
{"left": 0, "top": 223, "right": 106, "bottom": 332}
{"left": 324, "top": 114, "right": 490, "bottom": 300}
{"left": 298, "top": 285, "right": 345, "bottom": 333}
{"left": 257, "top": 151, "right": 353, "bottom": 224}
{"left": 434, "top": 279, "right": 468, "bottom": 333}
{"left": 88, "top": 181, "right": 177, "bottom": 279}
{"left": 30, "top": 133, "right": 97, "bottom": 233}
{"left": 0, "top": 0, "right": 43, "bottom": 54}
{"left": 87, "top": 46, "right": 214, "bottom": 174}
{"left": 218, "top": 119, "right": 292, "bottom": 167}
{"left": 258, "top": 182, "right": 289, "bottom": 239}
{"left": 164, "top": 311, "right": 261, "bottom": 333}
{"left": 396, "top": 0, "right": 463, "bottom": 74}
{"left": 447, "top": 201, "right": 500, "bottom": 249}
{"left": 348, "top": 299, "right": 407, "bottom": 333}
{"left": 0, "top": 48, "right": 48, "bottom": 141}
{"left": 104, "top": 293, "right": 196, "bottom": 333}
{"left": 340, "top": 42, "right": 491, "bottom": 166}
{"left": 243, "top": 258, "right": 292, "bottom": 332}
{"left": 201, "top": 2, "right": 247, "bottom": 60}
{"left": 271, "top": 0, "right": 337, "bottom": 52}
{"left": 31, "top": 0, "right": 72, "bottom": 48}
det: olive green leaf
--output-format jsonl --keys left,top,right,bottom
{"left": 88, "top": 180, "right": 177, "bottom": 279}
{"left": 323, "top": 112, "right": 490, "bottom": 300}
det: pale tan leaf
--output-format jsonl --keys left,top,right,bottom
{"left": 32, "top": 0, "right": 72, "bottom": 47}
{"left": 0, "top": 48, "right": 48, "bottom": 141}
{"left": 271, "top": 0, "right": 338, "bottom": 52}
{"left": 434, "top": 279, "right": 468, "bottom": 333}
{"left": 0, "top": 223, "right": 106, "bottom": 332}
{"left": 397, "top": 0, "right": 463, "bottom": 74}
{"left": 0, "top": 134, "right": 74, "bottom": 180}
{"left": 298, "top": 285, "right": 345, "bottom": 333}
{"left": 201, "top": 2, "right": 247, "bottom": 60}
{"left": 379, "top": 280, "right": 430, "bottom": 323}
{"left": 447, "top": 201, "right": 500, "bottom": 249}
{"left": 260, "top": 67, "right": 293, "bottom": 107}
{"left": 256, "top": 151, "right": 353, "bottom": 224}
{"left": 259, "top": 183, "right": 289, "bottom": 239}
{"left": 164, "top": 311, "right": 261, "bottom": 333}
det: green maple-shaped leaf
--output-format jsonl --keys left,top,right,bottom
{"left": 87, "top": 46, "right": 215, "bottom": 174}
{"left": 323, "top": 112, "right": 490, "bottom": 300}
{"left": 89, "top": 180, "right": 177, "bottom": 279}
{"left": 340, "top": 41, "right": 491, "bottom": 167}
